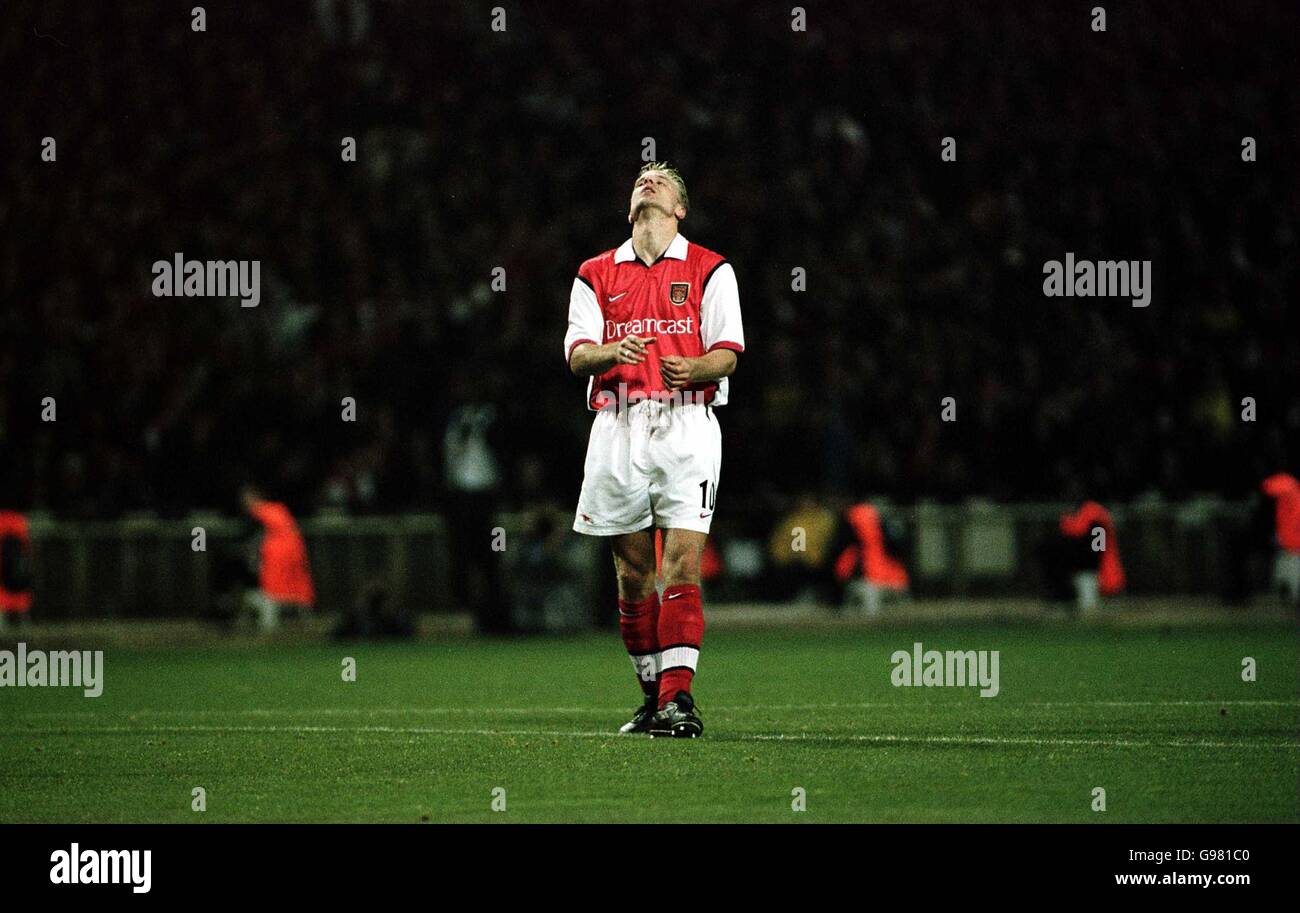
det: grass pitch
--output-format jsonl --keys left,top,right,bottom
{"left": 1, "top": 620, "right": 1296, "bottom": 822}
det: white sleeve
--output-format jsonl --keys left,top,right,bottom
{"left": 564, "top": 276, "right": 603, "bottom": 364}
{"left": 700, "top": 262, "right": 744, "bottom": 353}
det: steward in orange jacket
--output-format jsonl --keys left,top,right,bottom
{"left": 1059, "top": 501, "right": 1125, "bottom": 596}
{"left": 1261, "top": 473, "right": 1300, "bottom": 554}
{"left": 0, "top": 510, "right": 33, "bottom": 616}
{"left": 241, "top": 490, "right": 315, "bottom": 607}
{"left": 833, "top": 503, "right": 909, "bottom": 591}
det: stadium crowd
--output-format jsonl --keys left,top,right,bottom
{"left": 2, "top": 1, "right": 1295, "bottom": 532}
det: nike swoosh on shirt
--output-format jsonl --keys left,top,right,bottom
{"left": 607, "top": 292, "right": 628, "bottom": 302}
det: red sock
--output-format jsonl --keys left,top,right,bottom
{"left": 657, "top": 583, "right": 704, "bottom": 707}
{"left": 618, "top": 593, "right": 660, "bottom": 698}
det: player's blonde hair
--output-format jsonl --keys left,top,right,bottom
{"left": 637, "top": 161, "right": 689, "bottom": 214}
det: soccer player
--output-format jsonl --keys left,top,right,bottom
{"left": 564, "top": 163, "right": 744, "bottom": 737}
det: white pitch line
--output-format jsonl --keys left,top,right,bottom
{"left": 1019, "top": 700, "right": 1300, "bottom": 708}
{"left": 9, "top": 723, "right": 1296, "bottom": 751}
{"left": 742, "top": 733, "right": 1298, "bottom": 750}
{"left": 9, "top": 699, "right": 1297, "bottom": 720}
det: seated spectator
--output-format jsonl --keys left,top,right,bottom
{"left": 767, "top": 494, "right": 839, "bottom": 603}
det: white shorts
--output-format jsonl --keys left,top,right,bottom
{"left": 574, "top": 400, "right": 722, "bottom": 536}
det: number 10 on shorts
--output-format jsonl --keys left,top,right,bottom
{"left": 699, "top": 479, "right": 717, "bottom": 513}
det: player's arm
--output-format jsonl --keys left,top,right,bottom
{"left": 661, "top": 261, "right": 744, "bottom": 390}
{"left": 570, "top": 335, "right": 656, "bottom": 377}
{"left": 565, "top": 272, "right": 650, "bottom": 377}
{"left": 659, "top": 348, "right": 737, "bottom": 389}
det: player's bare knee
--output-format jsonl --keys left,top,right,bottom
{"left": 660, "top": 552, "right": 701, "bottom": 588}
{"left": 616, "top": 564, "right": 657, "bottom": 601}
{"left": 613, "top": 551, "right": 656, "bottom": 601}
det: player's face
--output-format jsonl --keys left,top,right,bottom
{"left": 628, "top": 171, "right": 684, "bottom": 223}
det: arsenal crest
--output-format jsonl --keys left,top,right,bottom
{"left": 669, "top": 282, "right": 690, "bottom": 305}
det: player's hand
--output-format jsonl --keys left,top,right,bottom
{"left": 613, "top": 334, "right": 655, "bottom": 366}
{"left": 659, "top": 354, "right": 694, "bottom": 390}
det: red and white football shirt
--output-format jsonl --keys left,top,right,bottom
{"left": 564, "top": 233, "right": 744, "bottom": 410}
